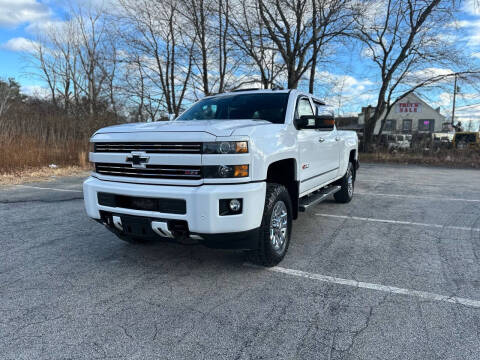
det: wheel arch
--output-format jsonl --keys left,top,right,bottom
{"left": 349, "top": 149, "right": 358, "bottom": 180}
{"left": 266, "top": 158, "right": 299, "bottom": 220}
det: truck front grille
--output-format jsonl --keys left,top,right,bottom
{"left": 95, "top": 163, "right": 202, "bottom": 180}
{"left": 94, "top": 142, "right": 202, "bottom": 154}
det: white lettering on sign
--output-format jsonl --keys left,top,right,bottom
{"left": 396, "top": 102, "right": 422, "bottom": 113}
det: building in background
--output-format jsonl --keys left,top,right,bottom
{"left": 357, "top": 93, "right": 448, "bottom": 135}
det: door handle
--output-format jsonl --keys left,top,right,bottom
{"left": 318, "top": 138, "right": 325, "bottom": 143}
{"left": 335, "top": 137, "right": 340, "bottom": 142}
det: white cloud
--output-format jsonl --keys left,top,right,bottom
{"left": 360, "top": 44, "right": 383, "bottom": 58}
{"left": 471, "top": 52, "right": 480, "bottom": 58}
{"left": 314, "top": 71, "right": 377, "bottom": 115}
{"left": 430, "top": 92, "right": 453, "bottom": 109}
{"left": 413, "top": 67, "right": 453, "bottom": 78}
{"left": 467, "top": 32, "right": 480, "bottom": 46}
{"left": 21, "top": 84, "right": 50, "bottom": 98}
{"left": 318, "top": 71, "right": 374, "bottom": 94}
{"left": 2, "top": 37, "right": 38, "bottom": 53}
{"left": 463, "top": 0, "right": 480, "bottom": 16}
{"left": 26, "top": 19, "right": 67, "bottom": 34}
{"left": 447, "top": 17, "right": 480, "bottom": 46}
{"left": 447, "top": 20, "right": 473, "bottom": 28}
{"left": 0, "top": 0, "right": 51, "bottom": 28}
{"left": 407, "top": 67, "right": 455, "bottom": 85}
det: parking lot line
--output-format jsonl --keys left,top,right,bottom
{"left": 315, "top": 213, "right": 480, "bottom": 232}
{"left": 16, "top": 185, "right": 83, "bottom": 193}
{"left": 260, "top": 266, "right": 480, "bottom": 309}
{"left": 355, "top": 192, "right": 480, "bottom": 202}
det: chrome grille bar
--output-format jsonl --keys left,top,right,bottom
{"left": 95, "top": 163, "right": 202, "bottom": 180}
{"left": 94, "top": 142, "right": 202, "bottom": 154}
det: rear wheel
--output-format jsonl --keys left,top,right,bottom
{"left": 247, "top": 183, "right": 292, "bottom": 267}
{"left": 334, "top": 162, "right": 355, "bottom": 203}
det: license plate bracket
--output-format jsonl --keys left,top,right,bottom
{"left": 120, "top": 215, "right": 155, "bottom": 237}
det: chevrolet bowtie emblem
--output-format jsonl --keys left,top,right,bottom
{"left": 126, "top": 152, "right": 150, "bottom": 168}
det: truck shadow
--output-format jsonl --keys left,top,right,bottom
{"left": 101, "top": 235, "right": 248, "bottom": 271}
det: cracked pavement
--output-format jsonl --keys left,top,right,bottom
{"left": 1, "top": 163, "right": 480, "bottom": 359}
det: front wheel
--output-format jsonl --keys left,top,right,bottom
{"left": 247, "top": 183, "right": 292, "bottom": 267}
{"left": 334, "top": 162, "right": 355, "bottom": 203}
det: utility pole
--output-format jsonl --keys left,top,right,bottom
{"left": 451, "top": 73, "right": 457, "bottom": 127}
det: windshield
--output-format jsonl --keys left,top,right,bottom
{"left": 176, "top": 93, "right": 290, "bottom": 124}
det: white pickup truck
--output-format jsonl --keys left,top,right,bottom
{"left": 84, "top": 89, "right": 359, "bottom": 266}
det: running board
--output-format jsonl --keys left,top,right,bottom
{"left": 299, "top": 186, "right": 341, "bottom": 212}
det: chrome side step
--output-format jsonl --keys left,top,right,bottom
{"left": 299, "top": 185, "right": 341, "bottom": 212}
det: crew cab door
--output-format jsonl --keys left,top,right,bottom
{"left": 313, "top": 102, "right": 341, "bottom": 181}
{"left": 296, "top": 97, "right": 339, "bottom": 194}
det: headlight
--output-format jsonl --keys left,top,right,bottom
{"left": 203, "top": 141, "right": 248, "bottom": 154}
{"left": 203, "top": 165, "right": 249, "bottom": 178}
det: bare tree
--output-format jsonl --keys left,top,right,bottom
{"left": 118, "top": 0, "right": 195, "bottom": 117}
{"left": 229, "top": 0, "right": 284, "bottom": 89}
{"left": 180, "top": 0, "right": 239, "bottom": 95}
{"left": 46, "top": 20, "right": 79, "bottom": 114}
{"left": 183, "top": 0, "right": 211, "bottom": 94}
{"left": 73, "top": 4, "right": 112, "bottom": 116}
{"left": 353, "top": 0, "right": 474, "bottom": 148}
{"left": 31, "top": 40, "right": 58, "bottom": 108}
{"left": 257, "top": 0, "right": 352, "bottom": 89}
{"left": 28, "top": 3, "right": 119, "bottom": 119}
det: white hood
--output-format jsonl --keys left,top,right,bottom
{"left": 95, "top": 119, "right": 271, "bottom": 137}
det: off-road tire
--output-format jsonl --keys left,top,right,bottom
{"left": 334, "top": 161, "right": 355, "bottom": 203}
{"left": 247, "top": 183, "right": 292, "bottom": 267}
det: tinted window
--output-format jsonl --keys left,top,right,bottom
{"left": 177, "top": 93, "right": 289, "bottom": 124}
{"left": 402, "top": 119, "right": 412, "bottom": 131}
{"left": 385, "top": 119, "right": 396, "bottom": 131}
{"left": 456, "top": 134, "right": 476, "bottom": 143}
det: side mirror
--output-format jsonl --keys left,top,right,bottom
{"left": 295, "top": 115, "right": 335, "bottom": 130}
{"left": 294, "top": 116, "right": 316, "bottom": 129}
{"left": 316, "top": 106, "right": 335, "bottom": 130}
{"left": 315, "top": 115, "right": 335, "bottom": 130}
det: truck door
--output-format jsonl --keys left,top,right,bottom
{"left": 296, "top": 97, "right": 339, "bottom": 194}
{"left": 313, "top": 102, "right": 341, "bottom": 182}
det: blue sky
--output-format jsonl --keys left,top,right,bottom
{"left": 0, "top": 0, "right": 479, "bottom": 127}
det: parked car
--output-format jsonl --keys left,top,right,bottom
{"left": 386, "top": 134, "right": 411, "bottom": 150}
{"left": 83, "top": 89, "right": 359, "bottom": 266}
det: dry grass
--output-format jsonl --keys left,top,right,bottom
{"left": 0, "top": 102, "right": 120, "bottom": 184}
{"left": 361, "top": 149, "right": 480, "bottom": 169}
{"left": 0, "top": 165, "right": 91, "bottom": 185}
{"left": 0, "top": 135, "right": 92, "bottom": 185}
{"left": 0, "top": 135, "right": 90, "bottom": 173}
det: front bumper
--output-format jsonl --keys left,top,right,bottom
{"left": 83, "top": 176, "right": 266, "bottom": 234}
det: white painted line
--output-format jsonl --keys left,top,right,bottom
{"left": 257, "top": 265, "right": 480, "bottom": 309}
{"left": 355, "top": 191, "right": 480, "bottom": 203}
{"left": 17, "top": 185, "right": 82, "bottom": 193}
{"left": 315, "top": 213, "right": 480, "bottom": 232}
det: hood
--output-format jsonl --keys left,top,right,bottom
{"left": 95, "top": 119, "right": 271, "bottom": 137}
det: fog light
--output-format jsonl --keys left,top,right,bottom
{"left": 219, "top": 198, "right": 243, "bottom": 215}
{"left": 229, "top": 199, "right": 241, "bottom": 212}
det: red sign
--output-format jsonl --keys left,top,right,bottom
{"left": 396, "top": 102, "right": 422, "bottom": 113}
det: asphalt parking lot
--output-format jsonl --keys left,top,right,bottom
{"left": 1, "top": 163, "right": 480, "bottom": 359}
